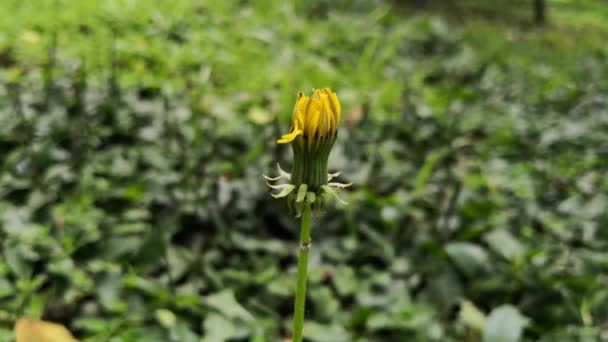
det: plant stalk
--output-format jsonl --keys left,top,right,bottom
{"left": 292, "top": 202, "right": 311, "bottom": 342}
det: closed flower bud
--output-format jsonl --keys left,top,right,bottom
{"left": 277, "top": 88, "right": 341, "bottom": 190}
{"left": 266, "top": 88, "right": 350, "bottom": 215}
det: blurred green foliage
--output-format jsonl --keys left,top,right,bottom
{"left": 1, "top": 0, "right": 607, "bottom": 341}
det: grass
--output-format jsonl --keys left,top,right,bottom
{"left": 0, "top": 0, "right": 607, "bottom": 341}
{"left": 397, "top": 0, "right": 608, "bottom": 51}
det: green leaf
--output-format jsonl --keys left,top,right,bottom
{"left": 333, "top": 265, "right": 357, "bottom": 296}
{"left": 204, "top": 290, "right": 253, "bottom": 322}
{"left": 483, "top": 305, "right": 529, "bottom": 342}
{"left": 446, "top": 242, "right": 489, "bottom": 276}
{"left": 4, "top": 246, "right": 32, "bottom": 279}
{"left": 413, "top": 148, "right": 447, "bottom": 196}
{"left": 305, "top": 322, "right": 349, "bottom": 342}
{"left": 202, "top": 313, "right": 236, "bottom": 342}
{"left": 459, "top": 300, "right": 486, "bottom": 332}
{"left": 484, "top": 229, "right": 525, "bottom": 261}
{"left": 155, "top": 309, "right": 177, "bottom": 328}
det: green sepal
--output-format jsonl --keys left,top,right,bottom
{"left": 321, "top": 185, "right": 348, "bottom": 205}
{"left": 264, "top": 163, "right": 291, "bottom": 182}
{"left": 328, "top": 171, "right": 341, "bottom": 181}
{"left": 327, "top": 182, "right": 352, "bottom": 189}
{"left": 264, "top": 174, "right": 282, "bottom": 181}
{"left": 266, "top": 181, "right": 290, "bottom": 189}
{"left": 306, "top": 192, "right": 316, "bottom": 204}
{"left": 276, "top": 163, "right": 291, "bottom": 180}
{"left": 296, "top": 184, "right": 308, "bottom": 203}
{"left": 271, "top": 184, "right": 296, "bottom": 198}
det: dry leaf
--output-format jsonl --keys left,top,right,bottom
{"left": 346, "top": 104, "right": 365, "bottom": 128}
{"left": 15, "top": 317, "right": 79, "bottom": 342}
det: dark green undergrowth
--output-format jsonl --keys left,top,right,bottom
{"left": 0, "top": 0, "right": 607, "bottom": 341}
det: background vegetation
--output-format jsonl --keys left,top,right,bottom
{"left": 1, "top": 0, "right": 607, "bottom": 341}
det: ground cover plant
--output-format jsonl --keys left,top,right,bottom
{"left": 0, "top": 0, "right": 607, "bottom": 341}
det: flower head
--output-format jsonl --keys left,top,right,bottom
{"left": 266, "top": 88, "right": 350, "bottom": 215}
{"left": 277, "top": 88, "right": 341, "bottom": 148}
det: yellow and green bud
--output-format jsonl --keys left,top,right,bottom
{"left": 266, "top": 88, "right": 350, "bottom": 215}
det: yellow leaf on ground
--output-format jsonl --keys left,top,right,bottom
{"left": 15, "top": 317, "right": 79, "bottom": 342}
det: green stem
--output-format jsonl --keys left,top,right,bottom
{"left": 292, "top": 202, "right": 312, "bottom": 342}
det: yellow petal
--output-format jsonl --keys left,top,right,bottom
{"left": 328, "top": 90, "right": 341, "bottom": 126}
{"left": 277, "top": 129, "right": 302, "bottom": 144}
{"left": 306, "top": 97, "right": 321, "bottom": 129}
{"left": 295, "top": 109, "right": 305, "bottom": 131}
{"left": 15, "top": 317, "right": 79, "bottom": 342}
{"left": 291, "top": 93, "right": 307, "bottom": 128}
{"left": 278, "top": 89, "right": 341, "bottom": 146}
{"left": 308, "top": 107, "right": 320, "bottom": 138}
{"left": 323, "top": 97, "right": 336, "bottom": 135}
{"left": 306, "top": 110, "right": 321, "bottom": 148}
{"left": 293, "top": 94, "right": 307, "bottom": 115}
{"left": 319, "top": 93, "right": 332, "bottom": 136}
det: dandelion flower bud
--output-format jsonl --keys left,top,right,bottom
{"left": 266, "top": 88, "right": 350, "bottom": 215}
